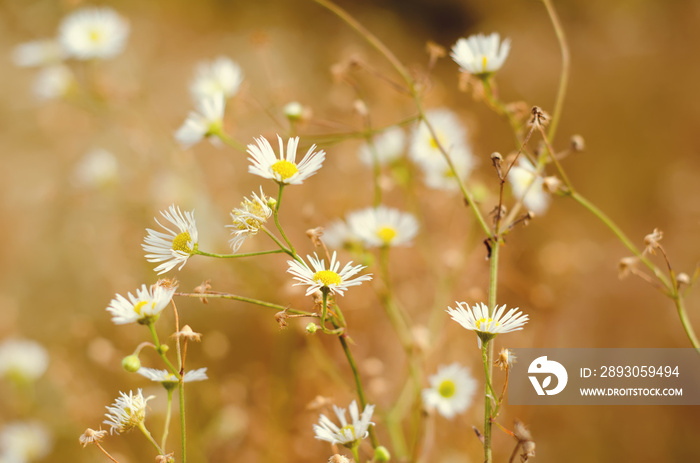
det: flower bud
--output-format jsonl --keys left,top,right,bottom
{"left": 283, "top": 101, "right": 304, "bottom": 121}
{"left": 374, "top": 446, "right": 391, "bottom": 462}
{"left": 121, "top": 355, "right": 141, "bottom": 373}
{"left": 306, "top": 323, "right": 318, "bottom": 334}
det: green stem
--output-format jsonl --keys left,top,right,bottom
{"left": 367, "top": 137, "right": 383, "bottom": 207}
{"left": 137, "top": 422, "right": 164, "bottom": 455}
{"left": 161, "top": 388, "right": 174, "bottom": 451}
{"left": 674, "top": 295, "right": 700, "bottom": 350}
{"left": 194, "top": 249, "right": 285, "bottom": 258}
{"left": 273, "top": 184, "right": 298, "bottom": 259}
{"left": 174, "top": 292, "right": 315, "bottom": 317}
{"left": 261, "top": 226, "right": 297, "bottom": 260}
{"left": 179, "top": 381, "right": 186, "bottom": 463}
{"left": 483, "top": 238, "right": 500, "bottom": 463}
{"left": 214, "top": 131, "right": 247, "bottom": 152}
{"left": 147, "top": 323, "right": 180, "bottom": 378}
{"left": 542, "top": 0, "right": 570, "bottom": 143}
{"left": 351, "top": 444, "right": 361, "bottom": 463}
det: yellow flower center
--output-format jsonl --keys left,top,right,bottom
{"left": 172, "top": 231, "right": 193, "bottom": 254}
{"left": 313, "top": 270, "right": 342, "bottom": 287}
{"left": 438, "top": 379, "right": 457, "bottom": 398}
{"left": 482, "top": 55, "right": 488, "bottom": 71}
{"left": 376, "top": 226, "right": 397, "bottom": 244}
{"left": 271, "top": 160, "right": 298, "bottom": 181}
{"left": 133, "top": 300, "right": 149, "bottom": 315}
{"left": 340, "top": 424, "right": 357, "bottom": 440}
{"left": 475, "top": 317, "right": 499, "bottom": 331}
{"left": 428, "top": 130, "right": 447, "bottom": 151}
{"left": 88, "top": 28, "right": 103, "bottom": 44}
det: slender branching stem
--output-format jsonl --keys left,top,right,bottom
{"left": 542, "top": 0, "right": 570, "bottom": 143}
{"left": 175, "top": 292, "right": 315, "bottom": 317}
{"left": 94, "top": 442, "right": 121, "bottom": 463}
{"left": 138, "top": 422, "right": 165, "bottom": 455}
{"left": 178, "top": 381, "right": 186, "bottom": 463}
{"left": 147, "top": 323, "right": 180, "bottom": 378}
{"left": 274, "top": 184, "right": 298, "bottom": 259}
{"left": 161, "top": 388, "right": 174, "bottom": 451}
{"left": 194, "top": 249, "right": 285, "bottom": 259}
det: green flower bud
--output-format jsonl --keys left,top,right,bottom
{"left": 374, "top": 446, "right": 391, "bottom": 462}
{"left": 121, "top": 355, "right": 141, "bottom": 373}
{"left": 305, "top": 323, "right": 318, "bottom": 334}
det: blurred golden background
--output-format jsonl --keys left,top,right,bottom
{"left": 1, "top": 0, "right": 700, "bottom": 461}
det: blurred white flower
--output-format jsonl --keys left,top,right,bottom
{"left": 58, "top": 7, "right": 129, "bottom": 60}
{"left": 313, "top": 400, "right": 375, "bottom": 448}
{"left": 143, "top": 205, "right": 199, "bottom": 274}
{"left": 137, "top": 367, "right": 208, "bottom": 388}
{"left": 283, "top": 101, "right": 305, "bottom": 121}
{"left": 451, "top": 32, "right": 511, "bottom": 76}
{"left": 422, "top": 363, "right": 477, "bottom": 419}
{"left": 287, "top": 252, "right": 372, "bottom": 296}
{"left": 409, "top": 109, "right": 470, "bottom": 168}
{"left": 190, "top": 56, "right": 244, "bottom": 101}
{"left": 227, "top": 188, "right": 272, "bottom": 252}
{"left": 247, "top": 135, "right": 325, "bottom": 185}
{"left": 32, "top": 65, "right": 73, "bottom": 101}
{"left": 106, "top": 281, "right": 176, "bottom": 325}
{"left": 358, "top": 127, "right": 406, "bottom": 166}
{"left": 0, "top": 421, "right": 52, "bottom": 463}
{"left": 71, "top": 148, "right": 119, "bottom": 189}
{"left": 0, "top": 339, "right": 48, "bottom": 382}
{"left": 12, "top": 39, "right": 65, "bottom": 67}
{"left": 420, "top": 145, "right": 475, "bottom": 191}
{"left": 346, "top": 206, "right": 418, "bottom": 248}
{"left": 175, "top": 94, "right": 226, "bottom": 149}
{"left": 508, "top": 158, "right": 550, "bottom": 215}
{"left": 103, "top": 389, "right": 154, "bottom": 434}
{"left": 321, "top": 219, "right": 357, "bottom": 250}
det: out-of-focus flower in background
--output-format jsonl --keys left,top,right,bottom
{"left": 346, "top": 206, "right": 418, "bottom": 248}
{"left": 358, "top": 126, "right": 406, "bottom": 167}
{"left": 58, "top": 7, "right": 130, "bottom": 60}
{"left": 508, "top": 158, "right": 551, "bottom": 215}
{"left": 71, "top": 148, "right": 119, "bottom": 189}
{"left": 190, "top": 56, "right": 244, "bottom": 102}
{"left": 422, "top": 363, "right": 477, "bottom": 419}
{"left": 451, "top": 32, "right": 511, "bottom": 76}
{"left": 0, "top": 421, "right": 53, "bottom": 463}
{"left": 0, "top": 339, "right": 49, "bottom": 383}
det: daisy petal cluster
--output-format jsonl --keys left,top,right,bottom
{"left": 447, "top": 302, "right": 528, "bottom": 346}
{"left": 227, "top": 188, "right": 273, "bottom": 252}
{"left": 71, "top": 148, "right": 119, "bottom": 189}
{"left": 190, "top": 56, "right": 244, "bottom": 101}
{"left": 287, "top": 251, "right": 372, "bottom": 296}
{"left": 358, "top": 126, "right": 406, "bottom": 167}
{"left": 143, "top": 205, "right": 199, "bottom": 274}
{"left": 346, "top": 206, "right": 419, "bottom": 248}
{"left": 247, "top": 135, "right": 325, "bottom": 185}
{"left": 137, "top": 367, "right": 208, "bottom": 389}
{"left": 507, "top": 158, "right": 550, "bottom": 215}
{"left": 58, "top": 7, "right": 130, "bottom": 60}
{"left": 0, "top": 339, "right": 49, "bottom": 383}
{"left": 106, "top": 281, "right": 177, "bottom": 325}
{"left": 0, "top": 421, "right": 52, "bottom": 463}
{"left": 451, "top": 32, "right": 511, "bottom": 76}
{"left": 103, "top": 389, "right": 154, "bottom": 434}
{"left": 313, "top": 400, "right": 375, "bottom": 448}
{"left": 422, "top": 363, "right": 477, "bottom": 419}
{"left": 12, "top": 39, "right": 65, "bottom": 68}
{"left": 175, "top": 94, "right": 226, "bottom": 149}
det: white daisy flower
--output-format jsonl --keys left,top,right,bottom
{"left": 137, "top": 367, "right": 208, "bottom": 389}
{"left": 346, "top": 206, "right": 418, "bottom": 248}
{"left": 420, "top": 145, "right": 475, "bottom": 191}
{"left": 71, "top": 148, "right": 119, "bottom": 189}
{"left": 508, "top": 158, "right": 550, "bottom": 215}
{"left": 409, "top": 108, "right": 469, "bottom": 168}
{"left": 0, "top": 339, "right": 49, "bottom": 382}
{"left": 287, "top": 251, "right": 372, "bottom": 296}
{"left": 0, "top": 421, "right": 52, "bottom": 463}
{"left": 106, "top": 281, "right": 176, "bottom": 325}
{"left": 190, "top": 56, "right": 244, "bottom": 101}
{"left": 227, "top": 188, "right": 272, "bottom": 252}
{"left": 451, "top": 32, "right": 511, "bottom": 76}
{"left": 32, "top": 64, "right": 74, "bottom": 101}
{"left": 358, "top": 126, "right": 406, "bottom": 167}
{"left": 103, "top": 389, "right": 154, "bottom": 434}
{"left": 12, "top": 39, "right": 65, "bottom": 67}
{"left": 321, "top": 219, "right": 358, "bottom": 250}
{"left": 175, "top": 94, "right": 226, "bottom": 149}
{"left": 422, "top": 363, "right": 477, "bottom": 420}
{"left": 58, "top": 7, "right": 129, "bottom": 60}
{"left": 143, "top": 205, "right": 199, "bottom": 274}
{"left": 447, "top": 301, "right": 528, "bottom": 346}
{"left": 247, "top": 135, "right": 325, "bottom": 185}
{"left": 313, "top": 401, "right": 375, "bottom": 448}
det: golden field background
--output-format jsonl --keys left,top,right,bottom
{"left": 1, "top": 0, "right": 700, "bottom": 461}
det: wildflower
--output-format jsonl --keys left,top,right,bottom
{"left": 58, "top": 7, "right": 129, "bottom": 60}
{"left": 106, "top": 281, "right": 176, "bottom": 325}
{"left": 227, "top": 188, "right": 272, "bottom": 252}
{"left": 422, "top": 363, "right": 477, "bottom": 419}
{"left": 0, "top": 421, "right": 52, "bottom": 462}
{"left": 287, "top": 252, "right": 372, "bottom": 296}
{"left": 137, "top": 367, "right": 207, "bottom": 389}
{"left": 32, "top": 64, "right": 74, "bottom": 101}
{"left": 508, "top": 159, "right": 550, "bottom": 215}
{"left": 409, "top": 108, "right": 470, "bottom": 168}
{"left": 313, "top": 400, "right": 375, "bottom": 448}
{"left": 190, "top": 56, "right": 244, "bottom": 101}
{"left": 78, "top": 428, "right": 107, "bottom": 448}
{"left": 451, "top": 32, "right": 511, "bottom": 76}
{"left": 321, "top": 219, "right": 358, "bottom": 250}
{"left": 0, "top": 339, "right": 49, "bottom": 382}
{"left": 103, "top": 389, "right": 154, "bottom": 434}
{"left": 71, "top": 148, "right": 119, "bottom": 189}
{"left": 346, "top": 206, "right": 418, "bottom": 248}
{"left": 447, "top": 302, "right": 528, "bottom": 346}
{"left": 358, "top": 127, "right": 406, "bottom": 167}
{"left": 247, "top": 135, "right": 325, "bottom": 185}
{"left": 143, "top": 205, "right": 199, "bottom": 274}
{"left": 283, "top": 101, "right": 305, "bottom": 121}
{"left": 420, "top": 145, "right": 475, "bottom": 191}
{"left": 12, "top": 39, "right": 65, "bottom": 67}
{"left": 175, "top": 94, "right": 226, "bottom": 149}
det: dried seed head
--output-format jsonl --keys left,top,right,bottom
{"left": 513, "top": 419, "right": 533, "bottom": 442}
{"left": 643, "top": 228, "right": 663, "bottom": 255}
{"left": 353, "top": 99, "right": 369, "bottom": 117}
{"left": 155, "top": 278, "right": 178, "bottom": 291}
{"left": 426, "top": 40, "right": 446, "bottom": 69}
{"left": 521, "top": 441, "right": 536, "bottom": 461}
{"left": 570, "top": 134, "right": 585, "bottom": 152}
{"left": 156, "top": 453, "right": 175, "bottom": 463}
{"left": 306, "top": 227, "right": 325, "bottom": 247}
{"left": 274, "top": 311, "right": 288, "bottom": 329}
{"left": 542, "top": 176, "right": 563, "bottom": 194}
{"left": 79, "top": 428, "right": 107, "bottom": 447}
{"left": 677, "top": 272, "right": 690, "bottom": 286}
{"left": 173, "top": 325, "right": 202, "bottom": 342}
{"left": 306, "top": 395, "right": 333, "bottom": 411}
{"left": 529, "top": 106, "right": 550, "bottom": 128}
{"left": 494, "top": 348, "right": 517, "bottom": 370}
{"left": 329, "top": 455, "right": 351, "bottom": 463}
{"left": 618, "top": 256, "right": 639, "bottom": 279}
